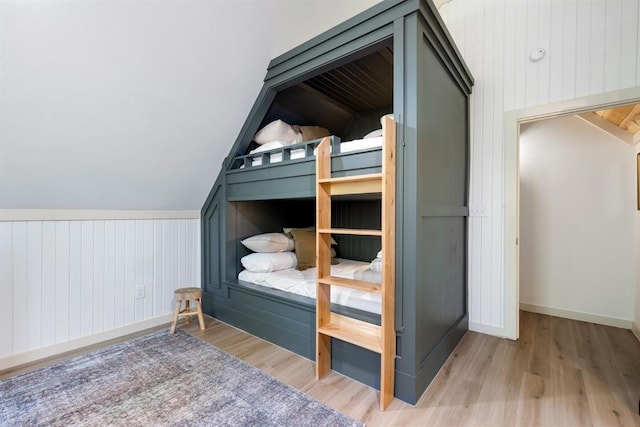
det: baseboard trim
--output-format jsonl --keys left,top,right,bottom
{"left": 520, "top": 303, "right": 632, "bottom": 330}
{"left": 632, "top": 321, "right": 640, "bottom": 342}
{"left": 469, "top": 321, "right": 513, "bottom": 339}
{"left": 0, "top": 315, "right": 173, "bottom": 372}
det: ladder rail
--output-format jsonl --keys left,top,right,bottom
{"left": 315, "top": 116, "right": 396, "bottom": 411}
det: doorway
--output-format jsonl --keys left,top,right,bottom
{"left": 503, "top": 86, "right": 640, "bottom": 339}
{"left": 518, "top": 113, "right": 635, "bottom": 330}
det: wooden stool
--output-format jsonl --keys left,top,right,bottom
{"left": 170, "top": 287, "right": 205, "bottom": 333}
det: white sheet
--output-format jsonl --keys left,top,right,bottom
{"left": 248, "top": 136, "right": 383, "bottom": 167}
{"left": 238, "top": 258, "right": 382, "bottom": 314}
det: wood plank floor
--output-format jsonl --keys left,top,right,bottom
{"left": 3, "top": 311, "right": 639, "bottom": 426}
{"left": 184, "top": 311, "right": 640, "bottom": 426}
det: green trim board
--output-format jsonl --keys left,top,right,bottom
{"left": 201, "top": 0, "right": 473, "bottom": 405}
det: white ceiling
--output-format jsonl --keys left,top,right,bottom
{"left": 0, "top": 0, "right": 382, "bottom": 210}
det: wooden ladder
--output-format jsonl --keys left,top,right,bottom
{"left": 315, "top": 116, "right": 396, "bottom": 410}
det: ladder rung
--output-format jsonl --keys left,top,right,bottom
{"left": 318, "top": 276, "right": 382, "bottom": 293}
{"left": 318, "top": 228, "right": 382, "bottom": 236}
{"left": 318, "top": 173, "right": 382, "bottom": 196}
{"left": 318, "top": 313, "right": 382, "bottom": 354}
{"left": 318, "top": 173, "right": 382, "bottom": 184}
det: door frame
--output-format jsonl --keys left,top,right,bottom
{"left": 503, "top": 86, "right": 640, "bottom": 340}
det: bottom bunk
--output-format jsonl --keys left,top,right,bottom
{"left": 201, "top": 195, "right": 468, "bottom": 406}
{"left": 238, "top": 257, "right": 382, "bottom": 315}
{"left": 202, "top": 197, "right": 390, "bottom": 392}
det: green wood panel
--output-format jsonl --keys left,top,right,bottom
{"left": 226, "top": 150, "right": 383, "bottom": 201}
{"left": 412, "top": 16, "right": 469, "bottom": 377}
{"left": 201, "top": 175, "right": 224, "bottom": 295}
{"left": 332, "top": 200, "right": 382, "bottom": 262}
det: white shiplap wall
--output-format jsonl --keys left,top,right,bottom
{"left": 439, "top": 0, "right": 640, "bottom": 337}
{"left": 0, "top": 217, "right": 200, "bottom": 366}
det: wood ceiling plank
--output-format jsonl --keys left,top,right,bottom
{"left": 619, "top": 104, "right": 640, "bottom": 135}
{"left": 595, "top": 105, "right": 634, "bottom": 125}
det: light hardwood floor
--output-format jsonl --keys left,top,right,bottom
{"left": 183, "top": 311, "right": 640, "bottom": 426}
{"left": 3, "top": 311, "right": 639, "bottom": 426}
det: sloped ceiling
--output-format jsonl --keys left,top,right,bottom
{"left": 0, "top": 0, "right": 382, "bottom": 210}
{"left": 594, "top": 104, "right": 640, "bottom": 137}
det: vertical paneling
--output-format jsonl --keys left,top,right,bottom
{"left": 134, "top": 220, "right": 144, "bottom": 323}
{"left": 439, "top": 0, "right": 640, "bottom": 334}
{"left": 55, "top": 221, "right": 70, "bottom": 344}
{"left": 12, "top": 223, "right": 27, "bottom": 355}
{"left": 604, "top": 0, "right": 622, "bottom": 92}
{"left": 26, "top": 222, "right": 42, "bottom": 351}
{"left": 620, "top": 0, "right": 639, "bottom": 89}
{"left": 68, "top": 222, "right": 82, "bottom": 340}
{"left": 124, "top": 221, "right": 135, "bottom": 325}
{"left": 114, "top": 220, "right": 126, "bottom": 328}
{"left": 80, "top": 221, "right": 94, "bottom": 336}
{"left": 0, "top": 223, "right": 13, "bottom": 358}
{"left": 103, "top": 220, "right": 116, "bottom": 331}
{"left": 574, "top": 1, "right": 592, "bottom": 96}
{"left": 162, "top": 221, "right": 173, "bottom": 314}
{"left": 143, "top": 220, "right": 154, "bottom": 320}
{"left": 93, "top": 221, "right": 105, "bottom": 332}
{"left": 0, "top": 218, "right": 200, "bottom": 360}
{"left": 41, "top": 222, "right": 56, "bottom": 348}
{"left": 560, "top": 0, "right": 577, "bottom": 101}
{"left": 153, "top": 221, "right": 164, "bottom": 316}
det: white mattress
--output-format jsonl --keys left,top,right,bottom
{"left": 248, "top": 136, "right": 383, "bottom": 167}
{"left": 238, "top": 258, "right": 382, "bottom": 315}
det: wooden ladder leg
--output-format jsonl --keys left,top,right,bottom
{"left": 196, "top": 297, "right": 205, "bottom": 330}
{"left": 185, "top": 300, "right": 191, "bottom": 325}
{"left": 170, "top": 299, "right": 181, "bottom": 334}
{"left": 316, "top": 333, "right": 331, "bottom": 379}
{"left": 380, "top": 345, "right": 394, "bottom": 410}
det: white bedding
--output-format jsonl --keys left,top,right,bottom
{"left": 238, "top": 258, "right": 382, "bottom": 314}
{"left": 247, "top": 136, "right": 383, "bottom": 167}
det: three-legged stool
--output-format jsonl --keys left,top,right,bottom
{"left": 170, "top": 287, "right": 205, "bottom": 333}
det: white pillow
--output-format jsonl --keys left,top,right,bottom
{"left": 363, "top": 129, "right": 383, "bottom": 139}
{"left": 241, "top": 252, "right": 297, "bottom": 273}
{"left": 253, "top": 119, "right": 303, "bottom": 145}
{"left": 241, "top": 233, "right": 294, "bottom": 253}
{"left": 249, "top": 140, "right": 292, "bottom": 154}
{"left": 370, "top": 257, "right": 382, "bottom": 272}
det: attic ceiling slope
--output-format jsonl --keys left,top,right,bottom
{"left": 0, "top": 0, "right": 382, "bottom": 210}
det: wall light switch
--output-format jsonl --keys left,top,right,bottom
{"left": 135, "top": 286, "right": 145, "bottom": 299}
{"left": 468, "top": 206, "right": 487, "bottom": 217}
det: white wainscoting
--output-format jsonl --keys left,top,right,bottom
{"left": 0, "top": 216, "right": 200, "bottom": 369}
{"left": 439, "top": 0, "right": 640, "bottom": 337}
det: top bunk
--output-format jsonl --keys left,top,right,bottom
{"left": 220, "top": 0, "right": 473, "bottom": 202}
{"left": 225, "top": 38, "right": 394, "bottom": 201}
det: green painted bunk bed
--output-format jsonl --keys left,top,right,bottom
{"left": 201, "top": 0, "right": 473, "bottom": 405}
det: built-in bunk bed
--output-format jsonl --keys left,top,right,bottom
{"left": 201, "top": 0, "right": 473, "bottom": 405}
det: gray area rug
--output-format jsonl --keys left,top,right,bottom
{"left": 0, "top": 330, "right": 363, "bottom": 427}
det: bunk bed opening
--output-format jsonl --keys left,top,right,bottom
{"left": 230, "top": 38, "right": 394, "bottom": 172}
{"left": 228, "top": 196, "right": 384, "bottom": 318}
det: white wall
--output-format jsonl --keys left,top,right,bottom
{"left": 519, "top": 115, "right": 635, "bottom": 325}
{"left": 0, "top": 216, "right": 200, "bottom": 369}
{"left": 438, "top": 0, "right": 640, "bottom": 337}
{"left": 0, "top": 0, "right": 381, "bottom": 210}
{"left": 0, "top": 0, "right": 382, "bottom": 368}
